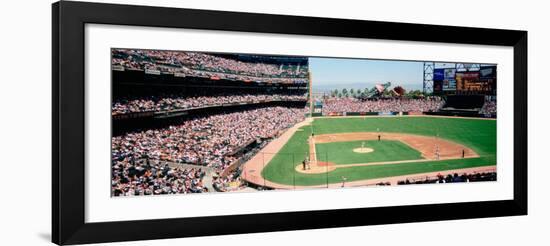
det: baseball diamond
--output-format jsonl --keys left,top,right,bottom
{"left": 243, "top": 116, "right": 496, "bottom": 188}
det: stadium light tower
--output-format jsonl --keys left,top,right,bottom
{"left": 423, "top": 62, "right": 435, "bottom": 94}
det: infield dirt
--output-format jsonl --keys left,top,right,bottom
{"left": 297, "top": 132, "right": 479, "bottom": 174}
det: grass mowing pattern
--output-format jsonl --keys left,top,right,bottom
{"left": 315, "top": 140, "right": 423, "bottom": 165}
{"left": 261, "top": 117, "right": 496, "bottom": 186}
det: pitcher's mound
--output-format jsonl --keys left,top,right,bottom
{"left": 353, "top": 147, "right": 374, "bottom": 153}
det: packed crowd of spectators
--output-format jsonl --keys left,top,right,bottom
{"left": 479, "top": 100, "right": 497, "bottom": 115}
{"left": 112, "top": 105, "right": 306, "bottom": 195}
{"left": 111, "top": 158, "right": 208, "bottom": 196}
{"left": 112, "top": 106, "right": 307, "bottom": 171}
{"left": 322, "top": 97, "right": 445, "bottom": 114}
{"left": 112, "top": 49, "right": 309, "bottom": 84}
{"left": 397, "top": 172, "right": 497, "bottom": 185}
{"left": 112, "top": 93, "right": 307, "bottom": 115}
{"left": 212, "top": 170, "right": 245, "bottom": 192}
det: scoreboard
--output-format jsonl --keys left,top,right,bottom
{"left": 433, "top": 65, "right": 496, "bottom": 95}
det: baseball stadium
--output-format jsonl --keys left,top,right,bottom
{"left": 110, "top": 49, "right": 497, "bottom": 196}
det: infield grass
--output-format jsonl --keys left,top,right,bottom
{"left": 261, "top": 116, "right": 496, "bottom": 186}
{"left": 315, "top": 140, "right": 423, "bottom": 164}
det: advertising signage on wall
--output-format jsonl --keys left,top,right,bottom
{"left": 442, "top": 68, "right": 457, "bottom": 91}
{"left": 434, "top": 68, "right": 445, "bottom": 81}
{"left": 457, "top": 72, "right": 480, "bottom": 80}
{"left": 456, "top": 72, "right": 480, "bottom": 91}
{"left": 443, "top": 79, "right": 457, "bottom": 91}
{"left": 444, "top": 68, "right": 456, "bottom": 79}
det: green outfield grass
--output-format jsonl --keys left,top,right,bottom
{"left": 261, "top": 116, "right": 496, "bottom": 186}
{"left": 315, "top": 140, "right": 423, "bottom": 164}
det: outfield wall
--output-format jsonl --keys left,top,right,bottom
{"left": 425, "top": 110, "right": 495, "bottom": 118}
{"left": 318, "top": 111, "right": 495, "bottom": 118}
{"left": 323, "top": 112, "right": 406, "bottom": 117}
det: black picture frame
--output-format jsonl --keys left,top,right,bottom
{"left": 52, "top": 1, "right": 527, "bottom": 245}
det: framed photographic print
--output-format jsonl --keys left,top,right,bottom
{"left": 52, "top": 1, "right": 527, "bottom": 245}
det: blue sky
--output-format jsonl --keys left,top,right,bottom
{"left": 309, "top": 57, "right": 424, "bottom": 91}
